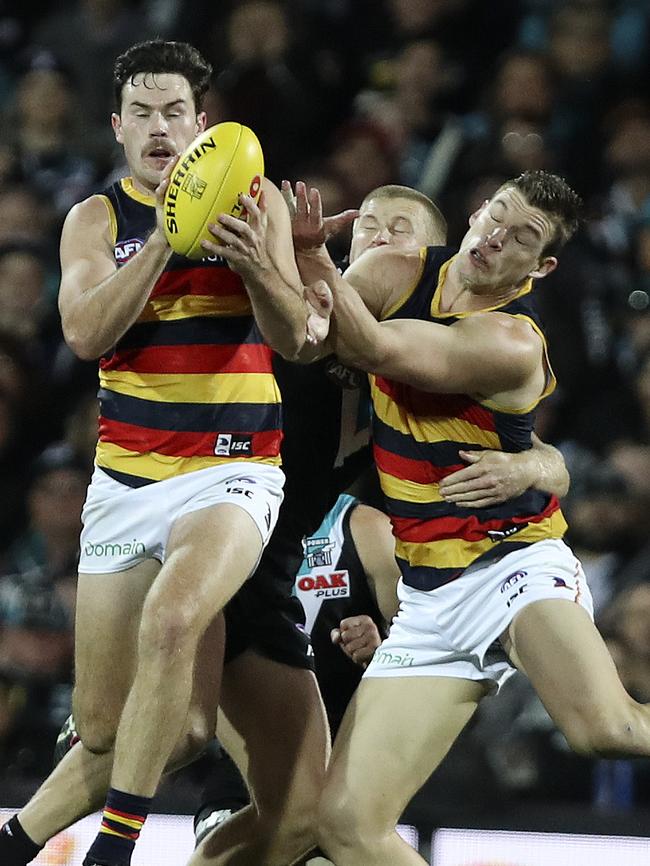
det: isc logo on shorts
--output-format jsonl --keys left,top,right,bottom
{"left": 297, "top": 570, "right": 350, "bottom": 599}
{"left": 215, "top": 433, "right": 253, "bottom": 456}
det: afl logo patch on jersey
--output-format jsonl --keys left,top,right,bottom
{"left": 297, "top": 570, "right": 350, "bottom": 599}
{"left": 114, "top": 238, "right": 144, "bottom": 262}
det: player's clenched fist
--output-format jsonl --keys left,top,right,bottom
{"left": 331, "top": 615, "right": 383, "bottom": 668}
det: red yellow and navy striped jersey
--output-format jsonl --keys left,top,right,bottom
{"left": 371, "top": 245, "right": 567, "bottom": 591}
{"left": 93, "top": 178, "right": 282, "bottom": 487}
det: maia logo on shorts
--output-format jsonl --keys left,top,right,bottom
{"left": 304, "top": 536, "right": 335, "bottom": 568}
{"left": 373, "top": 649, "right": 415, "bottom": 668}
{"left": 215, "top": 433, "right": 253, "bottom": 456}
{"left": 84, "top": 539, "right": 145, "bottom": 557}
{"left": 296, "top": 570, "right": 350, "bottom": 599}
{"left": 114, "top": 238, "right": 144, "bottom": 262}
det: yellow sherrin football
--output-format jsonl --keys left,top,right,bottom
{"left": 163, "top": 121, "right": 264, "bottom": 259}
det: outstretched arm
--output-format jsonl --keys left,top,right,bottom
{"left": 439, "top": 433, "right": 570, "bottom": 508}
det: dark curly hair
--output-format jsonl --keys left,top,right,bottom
{"left": 113, "top": 40, "right": 212, "bottom": 113}
{"left": 498, "top": 170, "right": 583, "bottom": 256}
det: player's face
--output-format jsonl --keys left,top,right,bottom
{"left": 455, "top": 187, "right": 557, "bottom": 292}
{"left": 112, "top": 73, "right": 206, "bottom": 193}
{"left": 349, "top": 197, "right": 437, "bottom": 263}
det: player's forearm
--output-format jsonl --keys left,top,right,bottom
{"left": 240, "top": 263, "right": 309, "bottom": 360}
{"left": 328, "top": 271, "right": 387, "bottom": 370}
{"left": 529, "top": 435, "right": 570, "bottom": 497}
{"left": 61, "top": 232, "right": 172, "bottom": 360}
{"left": 296, "top": 245, "right": 338, "bottom": 290}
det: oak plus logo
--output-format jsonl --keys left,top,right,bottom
{"left": 296, "top": 570, "right": 350, "bottom": 599}
{"left": 84, "top": 539, "right": 145, "bottom": 557}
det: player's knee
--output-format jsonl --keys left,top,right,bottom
{"left": 563, "top": 706, "right": 638, "bottom": 757}
{"left": 139, "top": 595, "right": 200, "bottom": 661}
{"left": 176, "top": 713, "right": 215, "bottom": 764}
{"left": 316, "top": 787, "right": 368, "bottom": 856}
{"left": 73, "top": 694, "right": 119, "bottom": 754}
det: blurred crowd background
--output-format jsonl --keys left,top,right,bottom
{"left": 1, "top": 0, "right": 650, "bottom": 824}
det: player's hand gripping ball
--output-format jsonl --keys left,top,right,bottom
{"left": 163, "top": 122, "right": 264, "bottom": 259}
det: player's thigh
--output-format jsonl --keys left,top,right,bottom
{"left": 321, "top": 675, "right": 485, "bottom": 832}
{"left": 503, "top": 599, "right": 633, "bottom": 744}
{"left": 148, "top": 504, "right": 265, "bottom": 632}
{"left": 218, "top": 650, "right": 330, "bottom": 813}
{"left": 73, "top": 559, "right": 160, "bottom": 734}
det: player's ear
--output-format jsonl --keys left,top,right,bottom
{"left": 468, "top": 199, "right": 489, "bottom": 226}
{"left": 196, "top": 111, "right": 207, "bottom": 133}
{"left": 111, "top": 113, "right": 123, "bottom": 144}
{"left": 529, "top": 256, "right": 557, "bottom": 279}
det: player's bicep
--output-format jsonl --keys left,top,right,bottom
{"left": 376, "top": 316, "right": 538, "bottom": 395}
{"left": 58, "top": 198, "right": 116, "bottom": 318}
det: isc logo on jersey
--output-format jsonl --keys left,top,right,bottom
{"left": 297, "top": 570, "right": 350, "bottom": 599}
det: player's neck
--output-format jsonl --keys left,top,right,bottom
{"left": 442, "top": 262, "right": 524, "bottom": 313}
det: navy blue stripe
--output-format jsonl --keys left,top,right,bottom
{"left": 399, "top": 540, "right": 537, "bottom": 591}
{"left": 115, "top": 316, "right": 261, "bottom": 351}
{"left": 97, "top": 466, "right": 154, "bottom": 487}
{"left": 372, "top": 414, "right": 489, "bottom": 465}
{"left": 493, "top": 409, "right": 536, "bottom": 452}
{"left": 384, "top": 489, "right": 550, "bottom": 522}
{"left": 99, "top": 389, "right": 281, "bottom": 433}
{"left": 397, "top": 557, "right": 463, "bottom": 590}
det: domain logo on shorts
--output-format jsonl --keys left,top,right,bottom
{"left": 84, "top": 539, "right": 145, "bottom": 557}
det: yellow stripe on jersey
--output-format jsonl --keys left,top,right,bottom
{"left": 97, "top": 195, "right": 118, "bottom": 245}
{"left": 139, "top": 294, "right": 251, "bottom": 322}
{"left": 99, "top": 370, "right": 279, "bottom": 405}
{"left": 395, "top": 510, "right": 568, "bottom": 570}
{"left": 121, "top": 177, "right": 155, "bottom": 206}
{"left": 371, "top": 383, "right": 501, "bottom": 448}
{"left": 377, "top": 468, "right": 445, "bottom": 504}
{"left": 95, "top": 441, "right": 280, "bottom": 481}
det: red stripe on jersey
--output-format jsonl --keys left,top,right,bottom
{"left": 392, "top": 496, "right": 561, "bottom": 543}
{"left": 373, "top": 443, "right": 463, "bottom": 483}
{"left": 374, "top": 376, "right": 497, "bottom": 431}
{"left": 149, "top": 266, "right": 247, "bottom": 299}
{"left": 101, "top": 343, "right": 274, "bottom": 374}
{"left": 98, "top": 418, "right": 282, "bottom": 457}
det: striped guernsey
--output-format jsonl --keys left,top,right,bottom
{"left": 93, "top": 178, "right": 282, "bottom": 487}
{"left": 370, "top": 245, "right": 567, "bottom": 591}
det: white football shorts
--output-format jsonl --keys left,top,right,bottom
{"left": 364, "top": 539, "right": 593, "bottom": 693}
{"left": 78, "top": 463, "right": 284, "bottom": 574}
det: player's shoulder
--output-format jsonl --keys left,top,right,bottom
{"left": 458, "top": 311, "right": 543, "bottom": 372}
{"left": 63, "top": 192, "right": 113, "bottom": 237}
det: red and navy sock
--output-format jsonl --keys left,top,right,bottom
{"left": 0, "top": 815, "right": 42, "bottom": 866}
{"left": 83, "top": 789, "right": 152, "bottom": 866}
